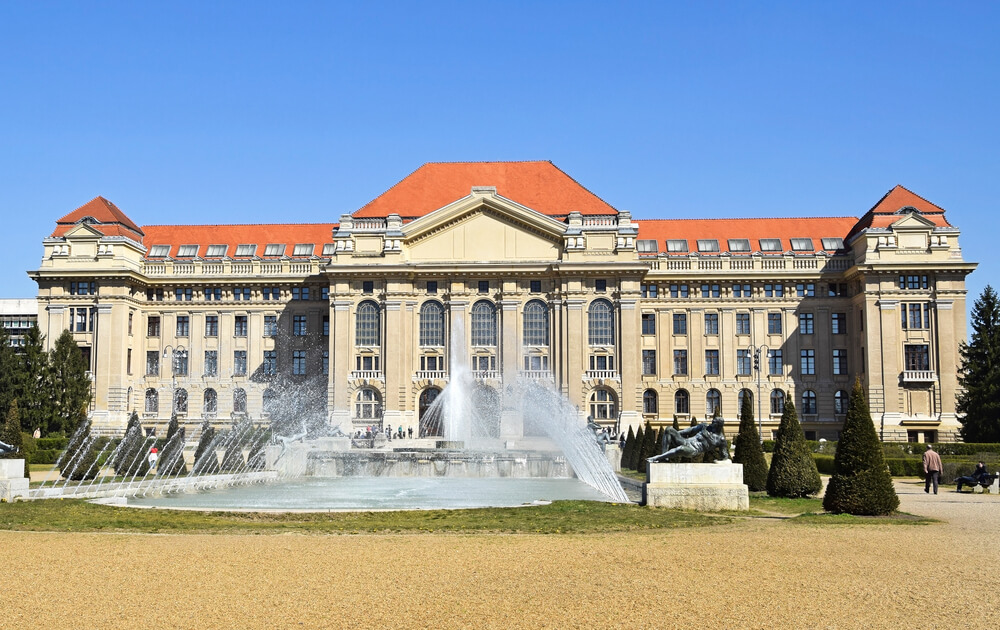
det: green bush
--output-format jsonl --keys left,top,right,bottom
{"left": 31, "top": 449, "right": 62, "bottom": 465}
{"left": 766, "top": 399, "right": 822, "bottom": 498}
{"left": 823, "top": 379, "right": 899, "bottom": 515}
{"left": 813, "top": 454, "right": 835, "bottom": 475}
{"left": 733, "top": 392, "right": 768, "bottom": 491}
{"left": 36, "top": 437, "right": 69, "bottom": 450}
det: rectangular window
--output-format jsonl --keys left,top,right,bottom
{"left": 728, "top": 238, "right": 751, "bottom": 252}
{"left": 126, "top": 347, "right": 131, "bottom": 375}
{"left": 292, "top": 287, "right": 310, "bottom": 300}
{"left": 293, "top": 350, "right": 306, "bottom": 375}
{"left": 901, "top": 275, "right": 930, "bottom": 290}
{"left": 801, "top": 349, "right": 816, "bottom": 375}
{"left": 737, "top": 349, "right": 751, "bottom": 376}
{"left": 673, "top": 313, "right": 687, "bottom": 335}
{"left": 205, "top": 315, "right": 218, "bottom": 337}
{"left": 701, "top": 284, "right": 720, "bottom": 298}
{"left": 357, "top": 355, "right": 381, "bottom": 371}
{"left": 146, "top": 351, "right": 159, "bottom": 376}
{"left": 176, "top": 245, "right": 198, "bottom": 257}
{"left": 833, "top": 349, "right": 848, "bottom": 375}
{"left": 759, "top": 238, "right": 782, "bottom": 252}
{"left": 70, "top": 281, "right": 97, "bottom": 295}
{"left": 640, "top": 283, "right": 658, "bottom": 298}
{"left": 828, "top": 283, "right": 848, "bottom": 297}
{"left": 595, "top": 279, "right": 607, "bottom": 293}
{"left": 821, "top": 237, "right": 845, "bottom": 250}
{"left": 764, "top": 283, "right": 784, "bottom": 297}
{"left": 427, "top": 281, "right": 438, "bottom": 294}
{"left": 234, "top": 287, "right": 252, "bottom": 301}
{"left": 234, "top": 315, "right": 247, "bottom": 337}
{"left": 234, "top": 350, "right": 247, "bottom": 376}
{"left": 175, "top": 287, "right": 193, "bottom": 301}
{"left": 205, "top": 287, "right": 222, "bottom": 301}
{"left": 530, "top": 279, "right": 542, "bottom": 293}
{"left": 204, "top": 351, "right": 218, "bottom": 377}
{"left": 669, "top": 284, "right": 689, "bottom": 298}
{"left": 147, "top": 316, "right": 160, "bottom": 337}
{"left": 363, "top": 281, "right": 375, "bottom": 294}
{"left": 264, "top": 244, "right": 285, "bottom": 257}
{"left": 666, "top": 239, "right": 688, "bottom": 253}
{"left": 262, "top": 351, "right": 277, "bottom": 376}
{"left": 293, "top": 244, "right": 313, "bottom": 256}
{"left": 176, "top": 315, "right": 190, "bottom": 337}
{"left": 522, "top": 355, "right": 547, "bottom": 371}
{"left": 261, "top": 287, "right": 279, "bottom": 300}
{"left": 146, "top": 288, "right": 164, "bottom": 301}
{"left": 148, "top": 245, "right": 170, "bottom": 257}
{"left": 673, "top": 350, "right": 688, "bottom": 375}
{"left": 636, "top": 239, "right": 659, "bottom": 253}
{"left": 769, "top": 350, "right": 783, "bottom": 376}
{"left": 321, "top": 286, "right": 329, "bottom": 300}
{"left": 908, "top": 303, "right": 923, "bottom": 329}
{"left": 642, "top": 350, "right": 656, "bottom": 376}
{"left": 796, "top": 283, "right": 815, "bottom": 298}
{"left": 704, "top": 313, "right": 719, "bottom": 335}
{"left": 323, "top": 315, "right": 330, "bottom": 336}
{"left": 235, "top": 244, "right": 256, "bottom": 257}
{"left": 732, "top": 284, "right": 751, "bottom": 298}
{"left": 790, "top": 238, "right": 814, "bottom": 251}
{"left": 697, "top": 239, "right": 719, "bottom": 252}
{"left": 799, "top": 313, "right": 814, "bottom": 335}
{"left": 293, "top": 315, "right": 307, "bottom": 336}
{"left": 173, "top": 352, "right": 188, "bottom": 376}
{"left": 767, "top": 312, "right": 782, "bottom": 335}
{"left": 705, "top": 350, "right": 720, "bottom": 375}
{"left": 206, "top": 244, "right": 227, "bottom": 257}
{"left": 641, "top": 313, "right": 656, "bottom": 335}
{"left": 905, "top": 344, "right": 930, "bottom": 371}
{"left": 736, "top": 312, "right": 750, "bottom": 335}
{"left": 832, "top": 312, "right": 846, "bottom": 334}
{"left": 264, "top": 316, "right": 277, "bottom": 337}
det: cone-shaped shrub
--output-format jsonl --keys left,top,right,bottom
{"left": 637, "top": 421, "right": 656, "bottom": 474}
{"left": 220, "top": 420, "right": 251, "bottom": 472}
{"left": 766, "top": 399, "right": 821, "bottom": 497}
{"left": 622, "top": 426, "right": 636, "bottom": 470}
{"left": 192, "top": 421, "right": 219, "bottom": 474}
{"left": 157, "top": 414, "right": 188, "bottom": 476}
{"left": 672, "top": 415, "right": 680, "bottom": 431}
{"left": 630, "top": 425, "right": 644, "bottom": 470}
{"left": 246, "top": 427, "right": 271, "bottom": 471}
{"left": 1, "top": 400, "right": 29, "bottom": 478}
{"left": 733, "top": 392, "right": 768, "bottom": 491}
{"left": 61, "top": 413, "right": 99, "bottom": 481}
{"left": 823, "top": 379, "right": 899, "bottom": 515}
{"left": 114, "top": 412, "right": 150, "bottom": 477}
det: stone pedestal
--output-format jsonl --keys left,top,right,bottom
{"left": 0, "top": 459, "right": 29, "bottom": 502}
{"left": 605, "top": 444, "right": 622, "bottom": 472}
{"left": 644, "top": 461, "right": 749, "bottom": 511}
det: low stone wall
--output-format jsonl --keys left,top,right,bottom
{"left": 643, "top": 462, "right": 749, "bottom": 511}
{"left": 27, "top": 470, "right": 278, "bottom": 501}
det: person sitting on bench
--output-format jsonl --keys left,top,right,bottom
{"left": 954, "top": 462, "right": 992, "bottom": 492}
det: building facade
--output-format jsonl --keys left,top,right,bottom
{"left": 28, "top": 162, "right": 975, "bottom": 441}
{"left": 0, "top": 298, "right": 39, "bottom": 347}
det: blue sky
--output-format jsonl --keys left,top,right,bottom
{"left": 0, "top": 2, "right": 995, "bottom": 315}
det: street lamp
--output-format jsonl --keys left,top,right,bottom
{"left": 749, "top": 344, "right": 770, "bottom": 443}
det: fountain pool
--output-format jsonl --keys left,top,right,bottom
{"left": 127, "top": 477, "right": 610, "bottom": 510}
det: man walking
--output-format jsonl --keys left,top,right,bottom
{"left": 923, "top": 444, "right": 942, "bottom": 494}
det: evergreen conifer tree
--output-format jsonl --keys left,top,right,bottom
{"left": 15, "top": 326, "right": 53, "bottom": 435}
{"left": 157, "top": 414, "right": 188, "bottom": 476}
{"left": 733, "top": 392, "right": 768, "bottom": 491}
{"left": 672, "top": 415, "right": 680, "bottom": 431}
{"left": 823, "top": 378, "right": 899, "bottom": 515}
{"left": 766, "top": 399, "right": 821, "bottom": 497}
{"left": 957, "top": 285, "right": 1000, "bottom": 442}
{"left": 114, "top": 412, "right": 150, "bottom": 477}
{"left": 630, "top": 425, "right": 645, "bottom": 470}
{"left": 48, "top": 330, "right": 93, "bottom": 436}
{"left": 622, "top": 426, "right": 636, "bottom": 471}
{"left": 637, "top": 421, "right": 656, "bottom": 474}
{"left": 1, "top": 400, "right": 29, "bottom": 477}
{"left": 60, "top": 411, "right": 98, "bottom": 481}
{"left": 193, "top": 421, "right": 219, "bottom": 474}
{"left": 0, "top": 326, "right": 18, "bottom": 422}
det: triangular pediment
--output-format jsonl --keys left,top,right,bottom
{"left": 891, "top": 212, "right": 937, "bottom": 230}
{"left": 403, "top": 192, "right": 566, "bottom": 262}
{"left": 63, "top": 223, "right": 106, "bottom": 239}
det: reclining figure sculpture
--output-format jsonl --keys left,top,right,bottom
{"left": 0, "top": 440, "right": 17, "bottom": 456}
{"left": 647, "top": 417, "right": 730, "bottom": 464}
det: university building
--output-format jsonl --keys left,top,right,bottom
{"left": 28, "top": 161, "right": 975, "bottom": 441}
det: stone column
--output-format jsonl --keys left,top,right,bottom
{"left": 329, "top": 299, "right": 352, "bottom": 430}
{"left": 618, "top": 298, "right": 640, "bottom": 427}
{"left": 499, "top": 299, "right": 522, "bottom": 439}
{"left": 383, "top": 299, "right": 404, "bottom": 429}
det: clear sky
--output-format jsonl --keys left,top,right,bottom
{"left": 0, "top": 2, "right": 995, "bottom": 315}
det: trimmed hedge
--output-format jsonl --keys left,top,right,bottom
{"left": 36, "top": 437, "right": 70, "bottom": 450}
{"left": 31, "top": 449, "right": 63, "bottom": 465}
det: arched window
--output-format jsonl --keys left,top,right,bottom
{"left": 355, "top": 387, "right": 382, "bottom": 419}
{"left": 738, "top": 389, "right": 753, "bottom": 415}
{"left": 471, "top": 300, "right": 497, "bottom": 346}
{"left": 174, "top": 388, "right": 188, "bottom": 414}
{"left": 801, "top": 390, "right": 817, "bottom": 415}
{"left": 588, "top": 299, "right": 614, "bottom": 346}
{"left": 355, "top": 300, "right": 380, "bottom": 346}
{"left": 233, "top": 388, "right": 247, "bottom": 413}
{"left": 675, "top": 389, "right": 690, "bottom": 415}
{"left": 589, "top": 387, "right": 618, "bottom": 420}
{"left": 203, "top": 388, "right": 217, "bottom": 414}
{"left": 262, "top": 389, "right": 277, "bottom": 415}
{"left": 706, "top": 388, "right": 721, "bottom": 417}
{"left": 418, "top": 387, "right": 443, "bottom": 437}
{"left": 834, "top": 390, "right": 849, "bottom": 415}
{"left": 145, "top": 388, "right": 158, "bottom": 413}
{"left": 419, "top": 301, "right": 445, "bottom": 347}
{"left": 523, "top": 300, "right": 549, "bottom": 346}
{"left": 770, "top": 389, "right": 786, "bottom": 415}
{"left": 643, "top": 389, "right": 658, "bottom": 415}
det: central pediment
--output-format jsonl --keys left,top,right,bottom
{"left": 402, "top": 192, "right": 565, "bottom": 262}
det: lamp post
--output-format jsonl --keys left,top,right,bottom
{"left": 749, "top": 344, "right": 769, "bottom": 443}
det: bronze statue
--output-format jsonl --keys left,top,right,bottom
{"left": 647, "top": 417, "right": 730, "bottom": 463}
{"left": 0, "top": 440, "right": 17, "bottom": 456}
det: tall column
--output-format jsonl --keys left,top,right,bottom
{"left": 499, "top": 299, "right": 521, "bottom": 440}
{"left": 618, "top": 298, "right": 640, "bottom": 428}
{"left": 330, "top": 299, "right": 352, "bottom": 430}
{"left": 383, "top": 299, "right": 404, "bottom": 429}
{"left": 934, "top": 299, "right": 959, "bottom": 428}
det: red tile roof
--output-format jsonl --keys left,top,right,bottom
{"left": 141, "top": 224, "right": 338, "bottom": 259}
{"left": 353, "top": 161, "right": 618, "bottom": 219}
{"left": 846, "top": 185, "right": 951, "bottom": 241}
{"left": 635, "top": 217, "right": 859, "bottom": 254}
{"left": 52, "top": 196, "right": 145, "bottom": 239}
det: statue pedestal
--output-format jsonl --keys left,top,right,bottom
{"left": 644, "top": 461, "right": 749, "bottom": 511}
{"left": 0, "top": 459, "right": 29, "bottom": 502}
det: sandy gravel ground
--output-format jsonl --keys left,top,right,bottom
{"left": 1, "top": 480, "right": 995, "bottom": 629}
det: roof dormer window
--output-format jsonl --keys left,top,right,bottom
{"left": 666, "top": 239, "right": 688, "bottom": 253}
{"left": 176, "top": 245, "right": 198, "bottom": 257}
{"left": 895, "top": 205, "right": 921, "bottom": 214}
{"left": 148, "top": 245, "right": 170, "bottom": 257}
{"left": 759, "top": 239, "right": 782, "bottom": 252}
{"left": 264, "top": 244, "right": 285, "bottom": 257}
{"left": 821, "top": 238, "right": 845, "bottom": 251}
{"left": 235, "top": 244, "right": 256, "bottom": 257}
{"left": 790, "top": 238, "right": 814, "bottom": 252}
{"left": 292, "top": 244, "right": 314, "bottom": 256}
{"left": 206, "top": 244, "right": 227, "bottom": 257}
{"left": 636, "top": 239, "right": 658, "bottom": 253}
{"left": 697, "top": 239, "right": 719, "bottom": 253}
{"left": 322, "top": 243, "right": 336, "bottom": 256}
{"left": 728, "top": 239, "right": 751, "bottom": 252}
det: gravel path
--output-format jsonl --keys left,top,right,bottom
{"left": 1, "top": 480, "right": 995, "bottom": 629}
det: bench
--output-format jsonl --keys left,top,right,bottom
{"left": 955, "top": 473, "right": 998, "bottom": 493}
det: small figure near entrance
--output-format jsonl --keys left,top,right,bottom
{"left": 954, "top": 462, "right": 996, "bottom": 493}
{"left": 147, "top": 446, "right": 159, "bottom": 470}
{"left": 647, "top": 417, "right": 730, "bottom": 464}
{"left": 923, "top": 444, "right": 942, "bottom": 494}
